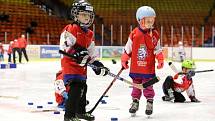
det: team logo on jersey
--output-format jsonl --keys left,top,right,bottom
{"left": 137, "top": 45, "right": 147, "bottom": 61}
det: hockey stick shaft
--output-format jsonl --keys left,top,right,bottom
{"left": 87, "top": 68, "right": 124, "bottom": 114}
{"left": 178, "top": 69, "right": 214, "bottom": 75}
{"left": 59, "top": 50, "right": 160, "bottom": 90}
{"left": 195, "top": 69, "right": 214, "bottom": 73}
{"left": 168, "top": 62, "right": 179, "bottom": 73}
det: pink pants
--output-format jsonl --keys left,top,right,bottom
{"left": 131, "top": 78, "right": 155, "bottom": 100}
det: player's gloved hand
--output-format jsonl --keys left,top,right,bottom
{"left": 92, "top": 60, "right": 110, "bottom": 76}
{"left": 98, "top": 66, "right": 110, "bottom": 76}
{"left": 173, "top": 73, "right": 179, "bottom": 80}
{"left": 156, "top": 52, "right": 164, "bottom": 69}
{"left": 73, "top": 47, "right": 90, "bottom": 66}
{"left": 121, "top": 53, "right": 130, "bottom": 69}
{"left": 189, "top": 96, "right": 200, "bottom": 103}
{"left": 157, "top": 60, "right": 164, "bottom": 69}
{"left": 186, "top": 70, "right": 195, "bottom": 79}
{"left": 61, "top": 91, "right": 68, "bottom": 100}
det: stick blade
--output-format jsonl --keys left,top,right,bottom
{"left": 142, "top": 76, "right": 160, "bottom": 89}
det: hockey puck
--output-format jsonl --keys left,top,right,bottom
{"left": 47, "top": 101, "right": 53, "bottom": 104}
{"left": 111, "top": 117, "right": 118, "bottom": 121}
{"left": 104, "top": 95, "right": 109, "bottom": 97}
{"left": 101, "top": 101, "right": 107, "bottom": 104}
{"left": 112, "top": 59, "right": 117, "bottom": 64}
{"left": 54, "top": 111, "right": 60, "bottom": 114}
{"left": 37, "top": 106, "right": 43, "bottom": 108}
{"left": 28, "top": 102, "right": 34, "bottom": 105}
{"left": 101, "top": 100, "right": 107, "bottom": 104}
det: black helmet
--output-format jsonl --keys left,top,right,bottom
{"left": 71, "top": 0, "right": 95, "bottom": 27}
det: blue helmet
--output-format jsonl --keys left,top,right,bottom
{"left": 136, "top": 6, "right": 156, "bottom": 22}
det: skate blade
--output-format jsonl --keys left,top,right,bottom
{"left": 130, "top": 113, "right": 136, "bottom": 117}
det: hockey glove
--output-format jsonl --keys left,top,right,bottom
{"left": 173, "top": 73, "right": 179, "bottom": 80}
{"left": 121, "top": 53, "right": 130, "bottom": 69}
{"left": 189, "top": 96, "right": 200, "bottom": 103}
{"left": 61, "top": 91, "right": 68, "bottom": 100}
{"left": 156, "top": 52, "right": 164, "bottom": 69}
{"left": 73, "top": 47, "right": 90, "bottom": 66}
{"left": 92, "top": 60, "right": 110, "bottom": 76}
{"left": 186, "top": 70, "right": 195, "bottom": 80}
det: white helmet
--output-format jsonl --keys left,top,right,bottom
{"left": 136, "top": 6, "right": 156, "bottom": 23}
{"left": 178, "top": 41, "right": 183, "bottom": 45}
{"left": 10, "top": 41, "right": 14, "bottom": 44}
{"left": 71, "top": 0, "right": 95, "bottom": 28}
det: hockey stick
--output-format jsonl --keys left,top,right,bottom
{"left": 87, "top": 67, "right": 124, "bottom": 114}
{"left": 194, "top": 69, "right": 214, "bottom": 73}
{"left": 59, "top": 50, "right": 160, "bottom": 90}
{"left": 168, "top": 62, "right": 214, "bottom": 75}
{"left": 0, "top": 95, "right": 19, "bottom": 99}
{"left": 168, "top": 62, "right": 179, "bottom": 73}
{"left": 178, "top": 69, "right": 214, "bottom": 75}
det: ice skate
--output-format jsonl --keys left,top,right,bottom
{"left": 167, "top": 89, "right": 175, "bottom": 100}
{"left": 145, "top": 99, "right": 153, "bottom": 116}
{"left": 76, "top": 113, "right": 95, "bottom": 121}
{"left": 129, "top": 99, "right": 139, "bottom": 117}
{"left": 163, "top": 89, "right": 175, "bottom": 101}
{"left": 162, "top": 95, "right": 173, "bottom": 101}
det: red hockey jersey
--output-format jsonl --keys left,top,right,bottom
{"left": 60, "top": 24, "right": 96, "bottom": 84}
{"left": 173, "top": 75, "right": 193, "bottom": 92}
{"left": 124, "top": 27, "right": 162, "bottom": 78}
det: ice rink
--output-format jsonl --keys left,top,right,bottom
{"left": 0, "top": 60, "right": 215, "bottom": 121}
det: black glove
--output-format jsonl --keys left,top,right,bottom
{"left": 92, "top": 60, "right": 109, "bottom": 76}
{"left": 189, "top": 96, "right": 200, "bottom": 103}
{"left": 73, "top": 46, "right": 90, "bottom": 66}
{"left": 186, "top": 70, "right": 195, "bottom": 79}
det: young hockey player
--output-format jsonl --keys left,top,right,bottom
{"left": 0, "top": 42, "right": 4, "bottom": 62}
{"left": 177, "top": 41, "right": 185, "bottom": 62}
{"left": 121, "top": 6, "right": 164, "bottom": 116}
{"left": 54, "top": 70, "right": 89, "bottom": 110}
{"left": 54, "top": 70, "right": 69, "bottom": 109}
{"left": 7, "top": 41, "right": 14, "bottom": 63}
{"left": 162, "top": 60, "right": 200, "bottom": 103}
{"left": 59, "top": 0, "right": 109, "bottom": 121}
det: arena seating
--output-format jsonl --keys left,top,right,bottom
{"left": 0, "top": 0, "right": 69, "bottom": 44}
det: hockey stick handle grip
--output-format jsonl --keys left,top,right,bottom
{"left": 59, "top": 49, "right": 76, "bottom": 59}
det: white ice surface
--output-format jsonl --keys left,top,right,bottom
{"left": 0, "top": 60, "right": 215, "bottom": 121}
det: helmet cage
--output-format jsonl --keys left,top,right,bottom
{"left": 71, "top": 1, "right": 95, "bottom": 28}
{"left": 136, "top": 6, "right": 156, "bottom": 29}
